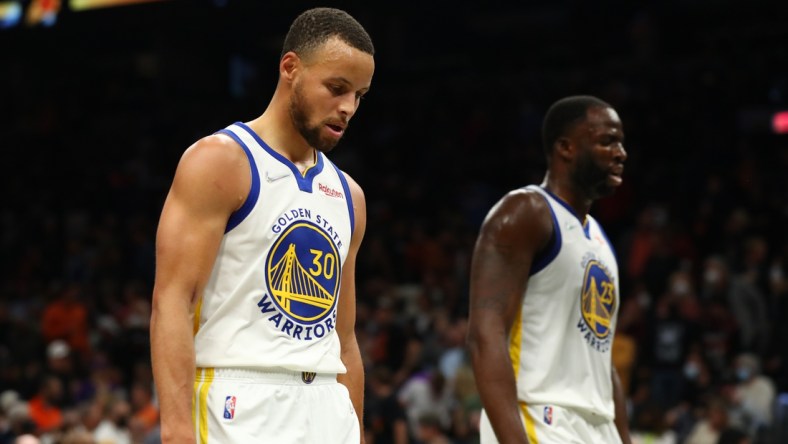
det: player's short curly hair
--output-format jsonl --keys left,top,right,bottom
{"left": 542, "top": 95, "right": 611, "bottom": 159}
{"left": 281, "top": 7, "right": 374, "bottom": 60}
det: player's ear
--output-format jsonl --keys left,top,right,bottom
{"left": 280, "top": 52, "right": 300, "bottom": 83}
{"left": 555, "top": 137, "right": 574, "bottom": 162}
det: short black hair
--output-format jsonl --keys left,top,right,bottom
{"left": 541, "top": 95, "right": 611, "bottom": 159}
{"left": 281, "top": 7, "right": 374, "bottom": 60}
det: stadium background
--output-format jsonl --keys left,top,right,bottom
{"left": 1, "top": 0, "right": 786, "bottom": 443}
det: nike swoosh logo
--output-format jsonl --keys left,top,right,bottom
{"left": 266, "top": 171, "right": 290, "bottom": 183}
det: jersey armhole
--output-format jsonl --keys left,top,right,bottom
{"left": 214, "top": 128, "right": 260, "bottom": 233}
{"left": 329, "top": 162, "right": 355, "bottom": 235}
{"left": 529, "top": 196, "right": 562, "bottom": 276}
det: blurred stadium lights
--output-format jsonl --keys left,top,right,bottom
{"left": 737, "top": 108, "right": 788, "bottom": 135}
{"left": 0, "top": 0, "right": 169, "bottom": 29}
{"left": 773, "top": 111, "right": 788, "bottom": 134}
{"left": 0, "top": 2, "right": 23, "bottom": 28}
{"left": 70, "top": 0, "right": 167, "bottom": 11}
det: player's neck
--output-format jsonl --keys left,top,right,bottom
{"left": 248, "top": 104, "right": 317, "bottom": 167}
{"left": 542, "top": 172, "right": 593, "bottom": 220}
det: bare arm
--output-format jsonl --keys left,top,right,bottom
{"left": 612, "top": 367, "right": 632, "bottom": 444}
{"left": 150, "top": 135, "right": 249, "bottom": 443}
{"left": 466, "top": 190, "right": 552, "bottom": 444}
{"left": 335, "top": 174, "right": 367, "bottom": 443}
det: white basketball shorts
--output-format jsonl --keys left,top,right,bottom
{"left": 480, "top": 402, "right": 622, "bottom": 444}
{"left": 193, "top": 367, "right": 359, "bottom": 443}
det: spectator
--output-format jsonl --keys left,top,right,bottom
{"left": 717, "top": 427, "right": 751, "bottom": 444}
{"left": 27, "top": 374, "right": 64, "bottom": 434}
{"left": 613, "top": 296, "right": 642, "bottom": 396}
{"left": 630, "top": 402, "right": 677, "bottom": 444}
{"left": 61, "top": 428, "right": 96, "bottom": 444}
{"left": 685, "top": 396, "right": 730, "bottom": 444}
{"left": 728, "top": 353, "right": 776, "bottom": 438}
{"left": 701, "top": 256, "right": 770, "bottom": 355}
{"left": 45, "top": 340, "right": 79, "bottom": 409}
{"left": 93, "top": 398, "right": 131, "bottom": 444}
{"left": 129, "top": 381, "right": 157, "bottom": 437}
{"left": 448, "top": 365, "right": 480, "bottom": 442}
{"left": 398, "top": 370, "right": 454, "bottom": 441}
{"left": 40, "top": 284, "right": 91, "bottom": 362}
{"left": 416, "top": 413, "right": 452, "bottom": 444}
{"left": 364, "top": 366, "right": 409, "bottom": 444}
{"left": 642, "top": 291, "right": 698, "bottom": 409}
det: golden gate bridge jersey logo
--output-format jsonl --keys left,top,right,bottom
{"left": 576, "top": 259, "right": 616, "bottom": 352}
{"left": 260, "top": 220, "right": 341, "bottom": 335}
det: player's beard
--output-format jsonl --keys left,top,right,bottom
{"left": 289, "top": 82, "right": 340, "bottom": 153}
{"left": 572, "top": 149, "right": 616, "bottom": 199}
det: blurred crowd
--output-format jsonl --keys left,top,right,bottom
{"left": 1, "top": 1, "right": 787, "bottom": 444}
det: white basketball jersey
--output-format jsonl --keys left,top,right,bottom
{"left": 512, "top": 185, "right": 620, "bottom": 419}
{"left": 192, "top": 122, "right": 355, "bottom": 373}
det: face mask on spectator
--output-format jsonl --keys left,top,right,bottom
{"left": 671, "top": 280, "right": 690, "bottom": 296}
{"left": 704, "top": 268, "right": 721, "bottom": 285}
{"left": 684, "top": 362, "right": 700, "bottom": 380}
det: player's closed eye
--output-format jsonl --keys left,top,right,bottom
{"left": 327, "top": 84, "right": 344, "bottom": 96}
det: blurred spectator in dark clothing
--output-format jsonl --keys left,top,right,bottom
{"left": 701, "top": 256, "right": 770, "bottom": 356}
{"left": 129, "top": 381, "right": 158, "bottom": 438}
{"left": 642, "top": 287, "right": 699, "bottom": 409}
{"left": 366, "top": 296, "right": 423, "bottom": 387}
{"left": 765, "top": 249, "right": 788, "bottom": 392}
{"left": 697, "top": 298, "right": 740, "bottom": 378}
{"left": 630, "top": 401, "right": 678, "bottom": 444}
{"left": 716, "top": 427, "right": 751, "bottom": 444}
{"left": 45, "top": 339, "right": 83, "bottom": 409}
{"left": 681, "top": 345, "right": 716, "bottom": 408}
{"left": 364, "top": 366, "right": 409, "bottom": 444}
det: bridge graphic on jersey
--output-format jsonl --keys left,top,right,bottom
{"left": 581, "top": 275, "right": 615, "bottom": 333}
{"left": 270, "top": 244, "right": 335, "bottom": 312}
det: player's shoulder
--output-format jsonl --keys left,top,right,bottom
{"left": 492, "top": 186, "right": 552, "bottom": 219}
{"left": 186, "top": 132, "right": 246, "bottom": 157}
{"left": 170, "top": 133, "right": 251, "bottom": 201}
{"left": 479, "top": 186, "right": 554, "bottom": 246}
{"left": 179, "top": 133, "right": 248, "bottom": 171}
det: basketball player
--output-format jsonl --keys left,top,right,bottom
{"left": 150, "top": 8, "right": 374, "bottom": 443}
{"left": 467, "top": 96, "right": 632, "bottom": 444}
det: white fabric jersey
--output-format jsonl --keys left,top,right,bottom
{"left": 193, "top": 122, "right": 355, "bottom": 373}
{"left": 511, "top": 185, "right": 620, "bottom": 420}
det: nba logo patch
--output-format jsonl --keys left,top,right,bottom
{"left": 224, "top": 396, "right": 236, "bottom": 420}
{"left": 543, "top": 406, "right": 553, "bottom": 425}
